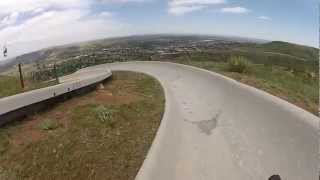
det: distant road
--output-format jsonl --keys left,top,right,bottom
{"left": 97, "top": 61, "right": 318, "bottom": 180}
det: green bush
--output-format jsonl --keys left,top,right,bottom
{"left": 94, "top": 105, "right": 114, "bottom": 123}
{"left": 227, "top": 56, "right": 252, "bottom": 74}
{"left": 39, "top": 119, "right": 60, "bottom": 130}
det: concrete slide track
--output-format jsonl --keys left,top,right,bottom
{"left": 0, "top": 67, "right": 112, "bottom": 119}
{"left": 95, "top": 61, "right": 318, "bottom": 180}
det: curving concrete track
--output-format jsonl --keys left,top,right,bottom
{"left": 93, "top": 61, "right": 318, "bottom": 180}
{"left": 0, "top": 61, "right": 318, "bottom": 179}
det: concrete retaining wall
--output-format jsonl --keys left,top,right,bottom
{"left": 0, "top": 67, "right": 112, "bottom": 125}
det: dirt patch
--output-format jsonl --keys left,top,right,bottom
{"left": 93, "top": 89, "right": 140, "bottom": 105}
{"left": 9, "top": 116, "right": 46, "bottom": 147}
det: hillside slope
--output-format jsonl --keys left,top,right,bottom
{"left": 257, "top": 41, "right": 318, "bottom": 61}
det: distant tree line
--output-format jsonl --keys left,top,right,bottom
{"left": 30, "top": 61, "right": 56, "bottom": 82}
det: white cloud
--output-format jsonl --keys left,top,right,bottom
{"left": 99, "top": 11, "right": 113, "bottom": 18}
{"left": 0, "top": 0, "right": 90, "bottom": 15}
{"left": 99, "top": 0, "right": 150, "bottom": 3}
{"left": 169, "top": 0, "right": 225, "bottom": 6}
{"left": 0, "top": 0, "right": 147, "bottom": 16}
{"left": 0, "top": 12, "right": 19, "bottom": 27}
{"left": 221, "top": 7, "right": 250, "bottom": 14}
{"left": 168, "top": 0, "right": 225, "bottom": 16}
{"left": 32, "top": 8, "right": 46, "bottom": 15}
{"left": 0, "top": 0, "right": 133, "bottom": 61}
{"left": 0, "top": 9, "right": 127, "bottom": 52}
{"left": 169, "top": 5, "right": 206, "bottom": 16}
{"left": 258, "top": 16, "right": 271, "bottom": 20}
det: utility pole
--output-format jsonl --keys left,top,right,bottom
{"left": 18, "top": 63, "right": 24, "bottom": 89}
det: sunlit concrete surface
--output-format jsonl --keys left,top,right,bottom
{"left": 96, "top": 61, "right": 318, "bottom": 180}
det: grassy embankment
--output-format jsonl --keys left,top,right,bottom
{"left": 0, "top": 71, "right": 165, "bottom": 180}
{"left": 174, "top": 42, "right": 319, "bottom": 115}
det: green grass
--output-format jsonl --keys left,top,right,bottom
{"left": 0, "top": 130, "right": 9, "bottom": 155}
{"left": 38, "top": 119, "right": 61, "bottom": 131}
{"left": 0, "top": 75, "right": 57, "bottom": 98}
{"left": 257, "top": 41, "right": 318, "bottom": 61}
{"left": 234, "top": 41, "right": 318, "bottom": 73}
{"left": 226, "top": 56, "right": 252, "bottom": 74}
{"left": 0, "top": 71, "right": 165, "bottom": 180}
{"left": 0, "top": 75, "right": 22, "bottom": 98}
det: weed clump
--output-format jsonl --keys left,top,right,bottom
{"left": 39, "top": 119, "right": 60, "bottom": 130}
{"left": 227, "top": 56, "right": 252, "bottom": 74}
{"left": 94, "top": 105, "right": 114, "bottom": 123}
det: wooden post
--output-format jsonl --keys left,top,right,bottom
{"left": 53, "top": 63, "right": 59, "bottom": 84}
{"left": 18, "top": 63, "right": 24, "bottom": 89}
{"left": 186, "top": 51, "right": 192, "bottom": 64}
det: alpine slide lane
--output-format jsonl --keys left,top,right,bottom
{"left": 102, "top": 62, "right": 319, "bottom": 180}
{"left": 0, "top": 61, "right": 319, "bottom": 180}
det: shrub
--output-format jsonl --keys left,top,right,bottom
{"left": 94, "top": 105, "right": 114, "bottom": 123}
{"left": 39, "top": 119, "right": 60, "bottom": 130}
{"left": 227, "top": 56, "right": 252, "bottom": 74}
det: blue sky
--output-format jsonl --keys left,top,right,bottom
{"left": 0, "top": 0, "right": 318, "bottom": 60}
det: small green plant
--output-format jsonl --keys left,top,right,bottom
{"left": 227, "top": 56, "right": 252, "bottom": 74}
{"left": 39, "top": 119, "right": 60, "bottom": 130}
{"left": 94, "top": 105, "right": 114, "bottom": 123}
